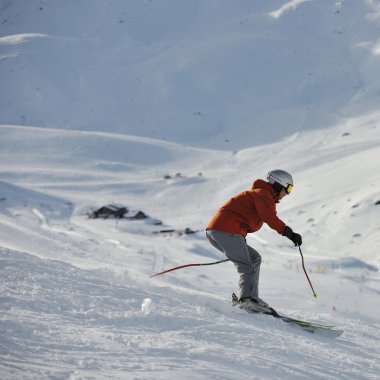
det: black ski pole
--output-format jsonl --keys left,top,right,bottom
{"left": 299, "top": 246, "right": 317, "bottom": 298}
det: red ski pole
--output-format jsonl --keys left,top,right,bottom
{"left": 299, "top": 246, "right": 317, "bottom": 298}
{"left": 150, "top": 258, "right": 229, "bottom": 278}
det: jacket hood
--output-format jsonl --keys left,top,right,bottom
{"left": 252, "top": 179, "right": 279, "bottom": 202}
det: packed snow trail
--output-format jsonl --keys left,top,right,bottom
{"left": 1, "top": 248, "right": 380, "bottom": 380}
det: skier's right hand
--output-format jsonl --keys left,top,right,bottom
{"left": 283, "top": 226, "right": 302, "bottom": 246}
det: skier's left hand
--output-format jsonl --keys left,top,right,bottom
{"left": 283, "top": 226, "right": 302, "bottom": 246}
{"left": 291, "top": 232, "right": 302, "bottom": 246}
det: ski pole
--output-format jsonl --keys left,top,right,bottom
{"left": 150, "top": 258, "right": 230, "bottom": 278}
{"left": 299, "top": 246, "right": 317, "bottom": 298}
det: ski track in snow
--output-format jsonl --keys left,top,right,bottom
{"left": 1, "top": 249, "right": 380, "bottom": 380}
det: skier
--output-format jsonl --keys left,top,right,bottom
{"left": 206, "top": 169, "right": 302, "bottom": 312}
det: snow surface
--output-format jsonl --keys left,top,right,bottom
{"left": 1, "top": 1, "right": 380, "bottom": 379}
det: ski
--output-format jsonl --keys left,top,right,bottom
{"left": 232, "top": 293, "right": 343, "bottom": 338}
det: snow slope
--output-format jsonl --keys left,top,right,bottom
{"left": 1, "top": 121, "right": 379, "bottom": 379}
{"left": 1, "top": 0, "right": 380, "bottom": 149}
{"left": 1, "top": 0, "right": 380, "bottom": 379}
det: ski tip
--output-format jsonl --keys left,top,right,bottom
{"left": 313, "top": 293, "right": 318, "bottom": 298}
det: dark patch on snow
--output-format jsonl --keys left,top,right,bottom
{"left": 164, "top": 172, "right": 203, "bottom": 180}
{"left": 154, "top": 227, "right": 199, "bottom": 236}
{"left": 164, "top": 172, "right": 185, "bottom": 180}
{"left": 329, "top": 257, "right": 378, "bottom": 272}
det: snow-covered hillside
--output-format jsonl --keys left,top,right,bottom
{"left": 1, "top": 121, "right": 380, "bottom": 379}
{"left": 1, "top": 1, "right": 380, "bottom": 379}
{"left": 1, "top": 0, "right": 380, "bottom": 149}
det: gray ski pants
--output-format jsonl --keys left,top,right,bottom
{"left": 206, "top": 229, "right": 262, "bottom": 300}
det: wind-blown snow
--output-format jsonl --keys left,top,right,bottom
{"left": 0, "top": 33, "right": 48, "bottom": 45}
{"left": 268, "top": 0, "right": 311, "bottom": 19}
{"left": 1, "top": 1, "right": 380, "bottom": 379}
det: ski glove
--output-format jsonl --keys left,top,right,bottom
{"left": 283, "top": 226, "right": 302, "bottom": 246}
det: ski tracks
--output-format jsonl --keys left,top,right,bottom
{"left": 1, "top": 247, "right": 380, "bottom": 379}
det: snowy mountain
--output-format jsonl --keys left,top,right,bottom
{"left": 1, "top": 1, "right": 380, "bottom": 379}
{"left": 1, "top": 0, "right": 380, "bottom": 149}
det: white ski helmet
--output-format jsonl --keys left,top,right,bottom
{"left": 267, "top": 169, "right": 294, "bottom": 194}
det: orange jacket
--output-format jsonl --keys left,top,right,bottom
{"left": 206, "top": 179, "right": 286, "bottom": 237}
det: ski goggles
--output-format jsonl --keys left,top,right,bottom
{"left": 286, "top": 184, "right": 293, "bottom": 194}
